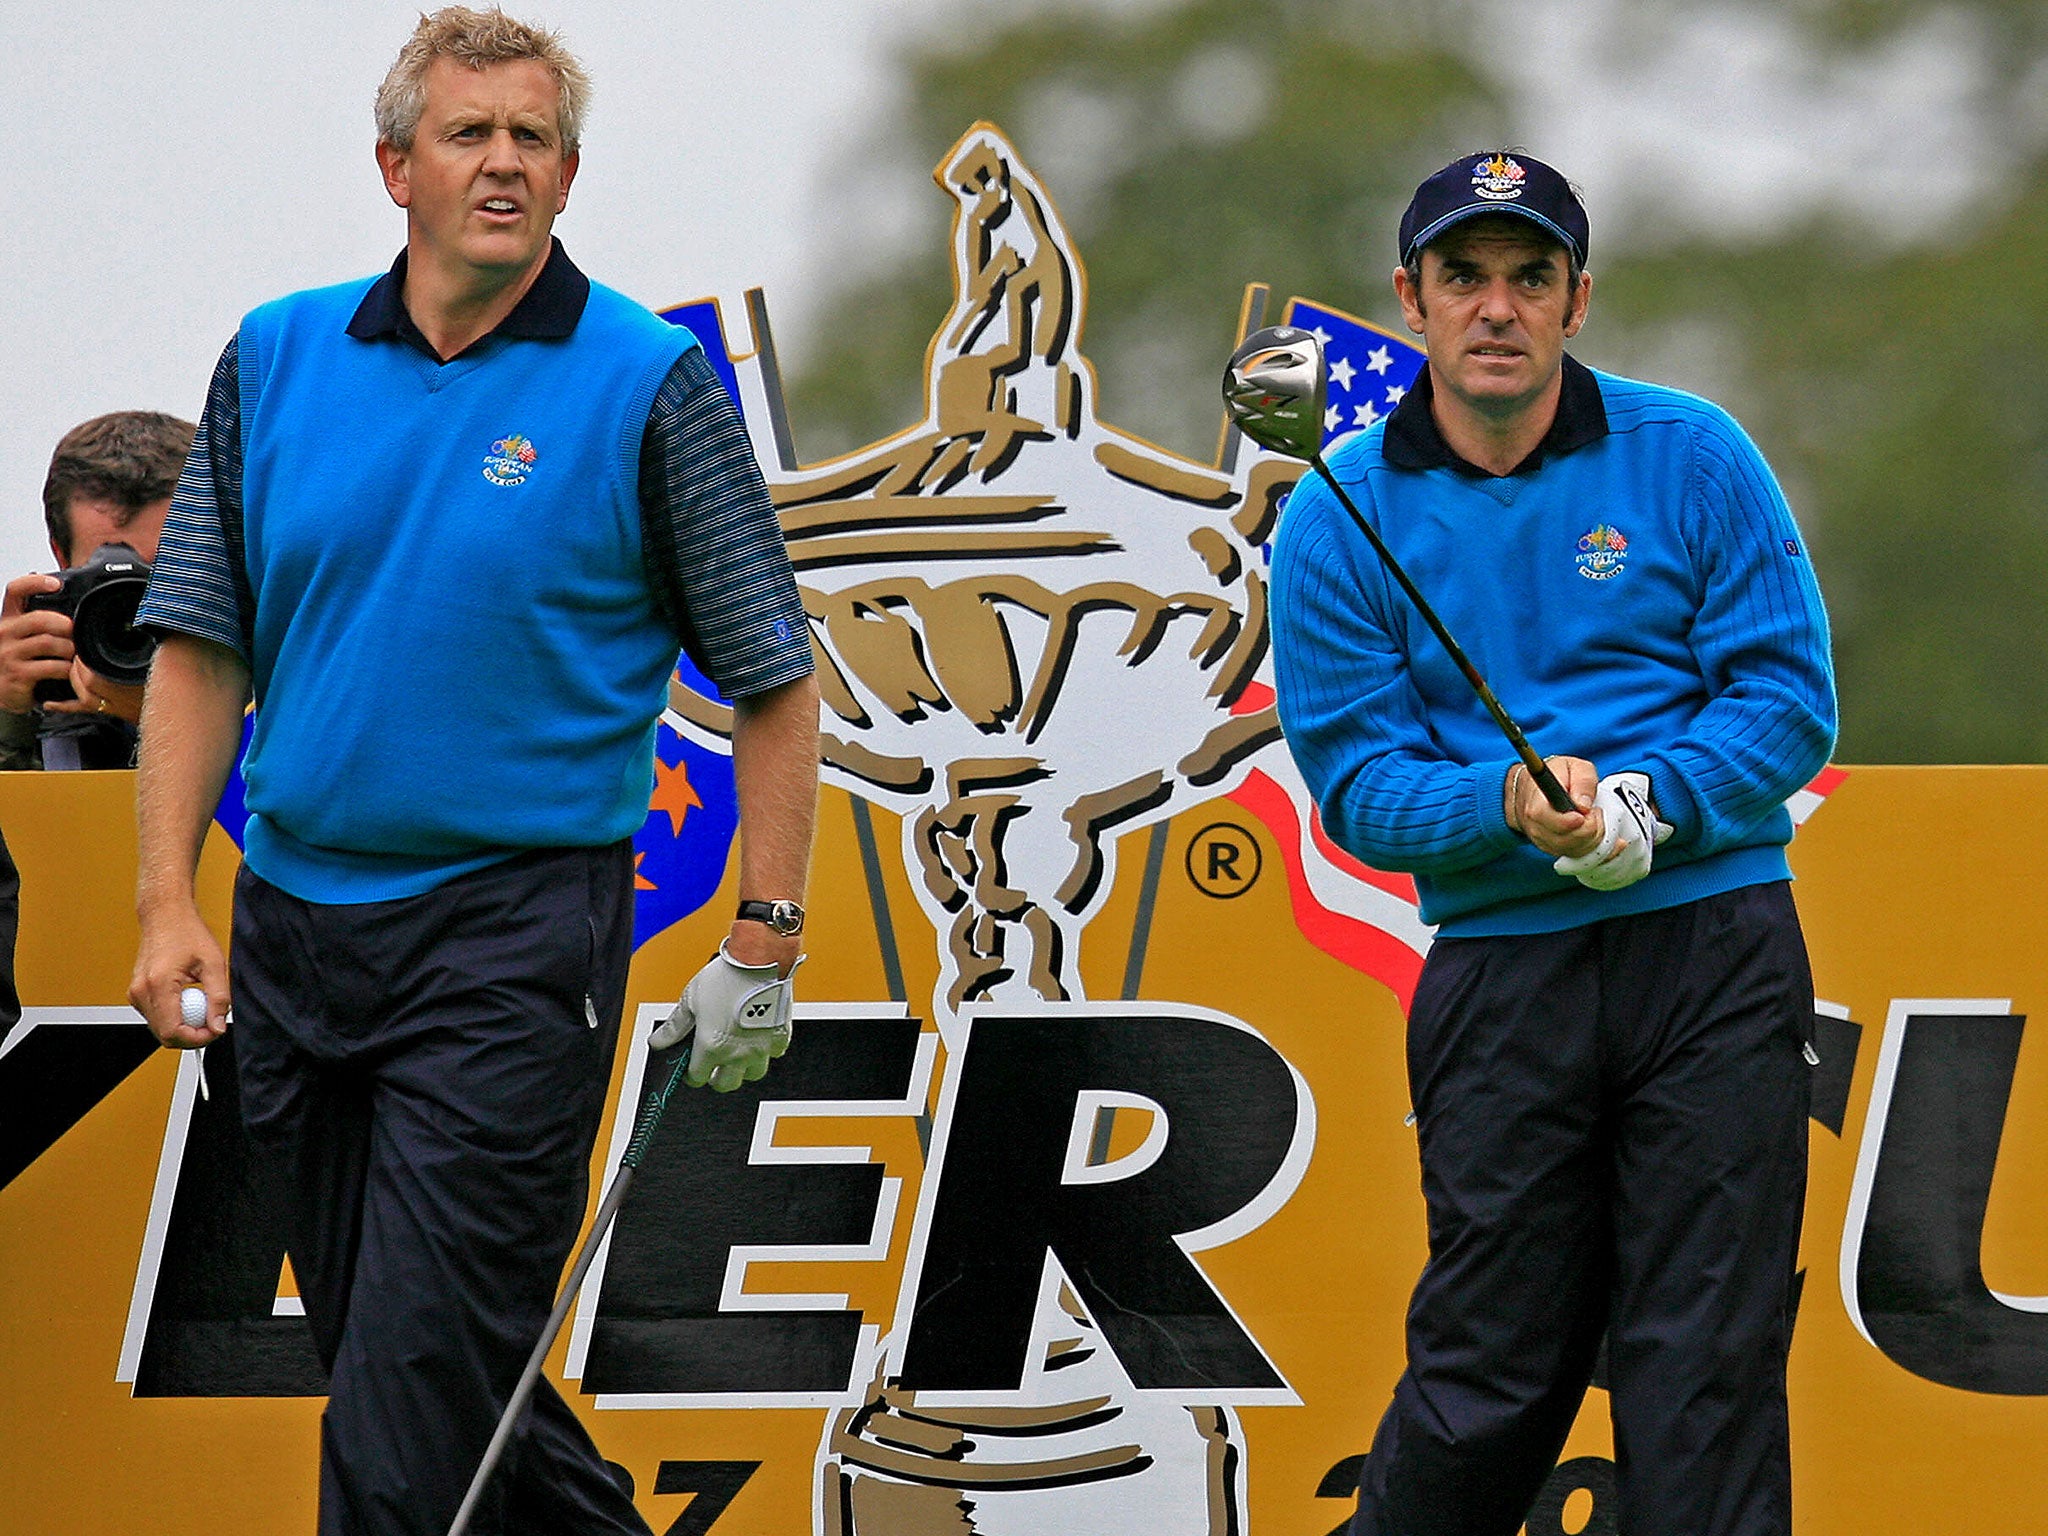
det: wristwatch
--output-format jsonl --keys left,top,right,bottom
{"left": 736, "top": 898, "right": 805, "bottom": 937}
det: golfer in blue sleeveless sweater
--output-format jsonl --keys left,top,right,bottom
{"left": 128, "top": 12, "right": 820, "bottom": 1534}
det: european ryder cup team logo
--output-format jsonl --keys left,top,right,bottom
{"left": 483, "top": 432, "right": 539, "bottom": 486}
{"left": 1576, "top": 523, "right": 1629, "bottom": 580}
{"left": 1472, "top": 153, "right": 1527, "bottom": 201}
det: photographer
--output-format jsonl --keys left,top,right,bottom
{"left": 0, "top": 412, "right": 193, "bottom": 770}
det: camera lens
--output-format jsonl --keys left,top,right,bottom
{"left": 72, "top": 577, "right": 156, "bottom": 686}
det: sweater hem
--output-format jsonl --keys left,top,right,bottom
{"left": 244, "top": 816, "right": 528, "bottom": 905}
{"left": 1430, "top": 843, "right": 1792, "bottom": 937}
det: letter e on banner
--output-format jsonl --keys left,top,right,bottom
{"left": 896, "top": 1003, "right": 1313, "bottom": 1401}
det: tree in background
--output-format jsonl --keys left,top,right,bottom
{"left": 782, "top": 0, "right": 1496, "bottom": 460}
{"left": 784, "top": 0, "right": 2048, "bottom": 763}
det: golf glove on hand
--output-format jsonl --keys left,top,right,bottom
{"left": 650, "top": 943, "right": 801, "bottom": 1092}
{"left": 1552, "top": 771, "right": 1673, "bottom": 892}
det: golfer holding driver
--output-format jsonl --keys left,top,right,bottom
{"left": 1268, "top": 152, "right": 1834, "bottom": 1535}
{"left": 127, "top": 9, "right": 817, "bottom": 1534}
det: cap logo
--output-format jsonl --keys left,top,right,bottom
{"left": 1471, "top": 153, "right": 1527, "bottom": 203}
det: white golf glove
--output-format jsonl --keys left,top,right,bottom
{"left": 1552, "top": 771, "right": 1674, "bottom": 892}
{"left": 649, "top": 943, "right": 802, "bottom": 1092}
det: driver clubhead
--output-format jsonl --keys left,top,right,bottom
{"left": 1222, "top": 324, "right": 1327, "bottom": 461}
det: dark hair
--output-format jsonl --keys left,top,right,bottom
{"left": 42, "top": 411, "right": 195, "bottom": 562}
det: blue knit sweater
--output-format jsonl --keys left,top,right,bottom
{"left": 230, "top": 276, "right": 697, "bottom": 902}
{"left": 1269, "top": 366, "right": 1836, "bottom": 936}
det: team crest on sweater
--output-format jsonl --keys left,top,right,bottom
{"left": 483, "top": 433, "right": 540, "bottom": 486}
{"left": 1575, "top": 523, "right": 1628, "bottom": 580}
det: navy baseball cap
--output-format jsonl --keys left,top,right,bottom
{"left": 1398, "top": 151, "right": 1589, "bottom": 269}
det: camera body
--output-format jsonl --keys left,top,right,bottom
{"left": 23, "top": 541, "right": 157, "bottom": 703}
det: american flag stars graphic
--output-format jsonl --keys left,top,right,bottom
{"left": 1282, "top": 299, "right": 1427, "bottom": 452}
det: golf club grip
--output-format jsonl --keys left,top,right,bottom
{"left": 626, "top": 1051, "right": 693, "bottom": 1168}
{"left": 1308, "top": 455, "right": 1576, "bottom": 817}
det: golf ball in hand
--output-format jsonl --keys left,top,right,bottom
{"left": 180, "top": 987, "right": 208, "bottom": 1030}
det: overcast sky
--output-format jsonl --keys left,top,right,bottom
{"left": 2, "top": 0, "right": 2021, "bottom": 581}
{"left": 0, "top": 0, "right": 940, "bottom": 578}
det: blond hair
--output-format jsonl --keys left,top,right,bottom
{"left": 374, "top": 7, "right": 590, "bottom": 154}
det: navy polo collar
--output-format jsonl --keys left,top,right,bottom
{"left": 1384, "top": 352, "right": 1608, "bottom": 478}
{"left": 346, "top": 237, "right": 590, "bottom": 361}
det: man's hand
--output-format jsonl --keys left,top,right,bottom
{"left": 0, "top": 572, "right": 74, "bottom": 714}
{"left": 1507, "top": 755, "right": 1603, "bottom": 859}
{"left": 45, "top": 656, "right": 144, "bottom": 723}
{"left": 1552, "top": 771, "right": 1674, "bottom": 891}
{"left": 132, "top": 634, "right": 249, "bottom": 1050}
{"left": 650, "top": 943, "right": 802, "bottom": 1092}
{"left": 130, "top": 899, "right": 229, "bottom": 1048}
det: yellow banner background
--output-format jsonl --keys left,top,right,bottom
{"left": 2, "top": 766, "right": 2044, "bottom": 1533}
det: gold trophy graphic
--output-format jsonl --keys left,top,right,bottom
{"left": 669, "top": 126, "right": 1311, "bottom": 1534}
{"left": 670, "top": 124, "right": 1291, "bottom": 1017}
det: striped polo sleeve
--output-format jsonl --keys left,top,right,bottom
{"left": 136, "top": 339, "right": 252, "bottom": 661}
{"left": 637, "top": 346, "right": 813, "bottom": 698}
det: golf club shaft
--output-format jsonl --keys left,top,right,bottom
{"left": 447, "top": 1049, "right": 692, "bottom": 1536}
{"left": 1308, "top": 452, "right": 1576, "bottom": 816}
{"left": 446, "top": 1163, "right": 635, "bottom": 1536}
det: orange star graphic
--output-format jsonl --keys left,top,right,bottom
{"left": 634, "top": 850, "right": 656, "bottom": 891}
{"left": 649, "top": 756, "right": 704, "bottom": 837}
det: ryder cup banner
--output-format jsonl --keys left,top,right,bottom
{"left": 4, "top": 126, "right": 2045, "bottom": 1536}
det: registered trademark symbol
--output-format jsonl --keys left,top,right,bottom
{"left": 1186, "top": 821, "right": 1262, "bottom": 899}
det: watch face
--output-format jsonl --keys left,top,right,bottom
{"left": 739, "top": 899, "right": 806, "bottom": 936}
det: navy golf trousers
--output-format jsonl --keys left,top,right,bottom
{"left": 232, "top": 842, "right": 652, "bottom": 1536}
{"left": 1353, "top": 881, "right": 1813, "bottom": 1536}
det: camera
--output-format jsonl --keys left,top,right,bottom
{"left": 24, "top": 541, "right": 157, "bottom": 703}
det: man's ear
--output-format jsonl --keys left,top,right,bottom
{"left": 49, "top": 538, "right": 68, "bottom": 570}
{"left": 556, "top": 149, "right": 579, "bottom": 213}
{"left": 1564, "top": 270, "right": 1592, "bottom": 338}
{"left": 376, "top": 139, "right": 411, "bottom": 210}
{"left": 1393, "top": 264, "right": 1426, "bottom": 335}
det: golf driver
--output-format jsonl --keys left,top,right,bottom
{"left": 1223, "top": 324, "right": 1575, "bottom": 816}
{"left": 446, "top": 1037, "right": 695, "bottom": 1536}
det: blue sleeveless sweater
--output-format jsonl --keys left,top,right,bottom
{"left": 1270, "top": 367, "right": 1836, "bottom": 936}
{"left": 235, "top": 276, "right": 697, "bottom": 902}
